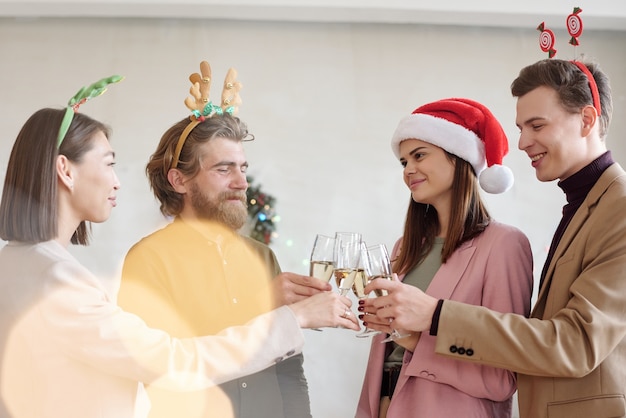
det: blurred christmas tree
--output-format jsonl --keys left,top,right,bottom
{"left": 245, "top": 176, "right": 278, "bottom": 245}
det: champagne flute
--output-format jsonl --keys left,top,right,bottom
{"left": 333, "top": 232, "right": 361, "bottom": 293}
{"left": 308, "top": 234, "right": 336, "bottom": 331}
{"left": 352, "top": 243, "right": 380, "bottom": 338}
{"left": 334, "top": 232, "right": 362, "bottom": 258}
{"left": 363, "top": 243, "right": 411, "bottom": 343}
{"left": 309, "top": 234, "right": 336, "bottom": 284}
{"left": 334, "top": 239, "right": 362, "bottom": 296}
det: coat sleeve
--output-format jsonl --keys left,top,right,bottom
{"left": 435, "top": 191, "right": 626, "bottom": 378}
{"left": 405, "top": 224, "right": 533, "bottom": 400}
{"left": 39, "top": 258, "right": 305, "bottom": 391}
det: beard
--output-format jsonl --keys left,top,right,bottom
{"left": 189, "top": 182, "right": 248, "bottom": 230}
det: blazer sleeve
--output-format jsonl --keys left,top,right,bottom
{"left": 405, "top": 224, "right": 533, "bottom": 400}
{"left": 434, "top": 191, "right": 626, "bottom": 377}
{"left": 39, "top": 258, "right": 305, "bottom": 391}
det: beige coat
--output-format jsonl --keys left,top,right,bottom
{"left": 436, "top": 163, "right": 626, "bottom": 418}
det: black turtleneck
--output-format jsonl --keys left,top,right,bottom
{"left": 538, "top": 151, "right": 615, "bottom": 290}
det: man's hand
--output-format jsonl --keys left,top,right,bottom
{"left": 359, "top": 274, "right": 438, "bottom": 333}
{"left": 273, "top": 272, "right": 332, "bottom": 306}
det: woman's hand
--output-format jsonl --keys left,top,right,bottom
{"left": 272, "top": 272, "right": 332, "bottom": 306}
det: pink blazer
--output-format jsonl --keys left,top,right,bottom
{"left": 356, "top": 221, "right": 533, "bottom": 418}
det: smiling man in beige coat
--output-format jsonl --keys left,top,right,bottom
{"left": 361, "top": 58, "right": 626, "bottom": 418}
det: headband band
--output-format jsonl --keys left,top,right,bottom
{"left": 571, "top": 61, "right": 601, "bottom": 116}
{"left": 171, "top": 61, "right": 242, "bottom": 169}
{"left": 57, "top": 75, "right": 124, "bottom": 147}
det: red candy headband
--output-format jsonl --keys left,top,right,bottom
{"left": 571, "top": 60, "right": 601, "bottom": 116}
{"left": 536, "top": 7, "right": 600, "bottom": 116}
{"left": 537, "top": 7, "right": 585, "bottom": 59}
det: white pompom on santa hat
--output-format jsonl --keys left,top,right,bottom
{"left": 390, "top": 97, "right": 514, "bottom": 194}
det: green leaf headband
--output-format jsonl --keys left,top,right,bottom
{"left": 56, "top": 75, "right": 124, "bottom": 147}
{"left": 171, "top": 61, "right": 242, "bottom": 169}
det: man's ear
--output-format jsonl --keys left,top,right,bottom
{"left": 167, "top": 169, "right": 187, "bottom": 194}
{"left": 581, "top": 105, "right": 598, "bottom": 137}
{"left": 56, "top": 155, "right": 74, "bottom": 191}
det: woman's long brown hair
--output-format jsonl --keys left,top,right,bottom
{"left": 392, "top": 153, "right": 490, "bottom": 275}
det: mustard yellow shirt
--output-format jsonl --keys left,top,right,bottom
{"left": 118, "top": 217, "right": 310, "bottom": 418}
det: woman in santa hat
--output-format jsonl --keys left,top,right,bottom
{"left": 355, "top": 98, "right": 533, "bottom": 418}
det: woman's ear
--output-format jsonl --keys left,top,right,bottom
{"left": 167, "top": 169, "right": 187, "bottom": 194}
{"left": 56, "top": 155, "right": 74, "bottom": 191}
{"left": 581, "top": 105, "right": 598, "bottom": 137}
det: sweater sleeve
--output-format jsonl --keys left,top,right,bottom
{"left": 40, "top": 258, "right": 305, "bottom": 391}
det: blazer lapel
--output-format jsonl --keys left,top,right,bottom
{"left": 394, "top": 238, "right": 476, "bottom": 400}
{"left": 533, "top": 163, "right": 625, "bottom": 316}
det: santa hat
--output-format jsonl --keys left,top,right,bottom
{"left": 391, "top": 98, "right": 514, "bottom": 194}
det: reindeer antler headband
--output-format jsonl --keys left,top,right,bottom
{"left": 171, "top": 61, "right": 243, "bottom": 169}
{"left": 57, "top": 75, "right": 124, "bottom": 147}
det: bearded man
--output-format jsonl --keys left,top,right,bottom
{"left": 118, "top": 114, "right": 329, "bottom": 418}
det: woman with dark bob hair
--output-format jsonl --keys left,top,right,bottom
{"left": 0, "top": 80, "right": 357, "bottom": 418}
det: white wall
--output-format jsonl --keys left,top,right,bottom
{"left": 1, "top": 0, "right": 626, "bottom": 30}
{"left": 1, "top": 10, "right": 625, "bottom": 418}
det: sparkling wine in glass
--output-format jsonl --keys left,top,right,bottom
{"left": 310, "top": 260, "right": 334, "bottom": 283}
{"left": 334, "top": 240, "right": 361, "bottom": 296}
{"left": 351, "top": 268, "right": 367, "bottom": 299}
{"left": 309, "top": 234, "right": 336, "bottom": 283}
{"left": 308, "top": 234, "right": 337, "bottom": 331}
{"left": 352, "top": 244, "right": 380, "bottom": 338}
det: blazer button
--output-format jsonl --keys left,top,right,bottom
{"left": 458, "top": 347, "right": 466, "bottom": 355}
{"left": 466, "top": 348, "right": 474, "bottom": 356}
{"left": 449, "top": 345, "right": 458, "bottom": 353}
